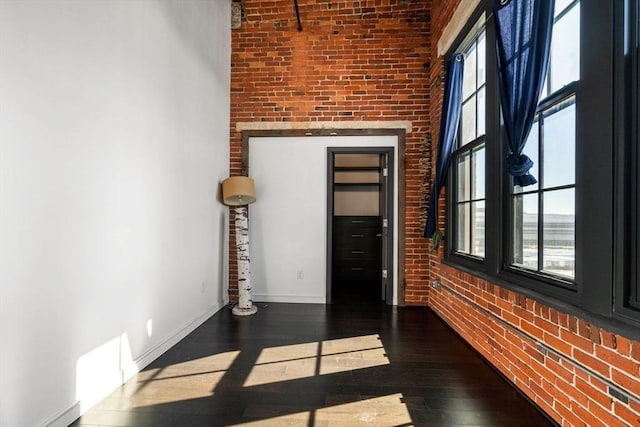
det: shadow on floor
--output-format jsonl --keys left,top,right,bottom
{"left": 71, "top": 296, "right": 557, "bottom": 427}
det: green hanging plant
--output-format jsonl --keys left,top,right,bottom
{"left": 430, "top": 229, "right": 443, "bottom": 253}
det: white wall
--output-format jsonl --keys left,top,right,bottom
{"left": 248, "top": 136, "right": 398, "bottom": 304}
{"left": 0, "top": 1, "right": 231, "bottom": 426}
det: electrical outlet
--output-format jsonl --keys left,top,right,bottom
{"left": 297, "top": 270, "right": 304, "bottom": 280}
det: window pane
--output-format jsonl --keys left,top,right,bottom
{"left": 542, "top": 100, "right": 575, "bottom": 188}
{"left": 456, "top": 203, "right": 470, "bottom": 254}
{"left": 457, "top": 152, "right": 470, "bottom": 202}
{"left": 549, "top": 4, "right": 580, "bottom": 92}
{"left": 513, "top": 193, "right": 539, "bottom": 269}
{"left": 542, "top": 189, "right": 575, "bottom": 279}
{"left": 462, "top": 44, "right": 477, "bottom": 100}
{"left": 515, "top": 120, "right": 540, "bottom": 194}
{"left": 472, "top": 201, "right": 485, "bottom": 257}
{"left": 477, "top": 86, "right": 486, "bottom": 137}
{"left": 541, "top": 78, "right": 549, "bottom": 99}
{"left": 477, "top": 32, "right": 486, "bottom": 86}
{"left": 461, "top": 97, "right": 477, "bottom": 145}
{"left": 554, "top": 0, "right": 574, "bottom": 17}
{"left": 472, "top": 146, "right": 485, "bottom": 199}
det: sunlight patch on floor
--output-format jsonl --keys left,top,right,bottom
{"left": 127, "top": 350, "right": 240, "bottom": 407}
{"left": 244, "top": 335, "right": 388, "bottom": 387}
{"left": 137, "top": 350, "right": 240, "bottom": 381}
{"left": 233, "top": 393, "right": 412, "bottom": 426}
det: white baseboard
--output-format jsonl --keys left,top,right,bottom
{"left": 252, "top": 294, "right": 326, "bottom": 304}
{"left": 42, "top": 302, "right": 225, "bottom": 427}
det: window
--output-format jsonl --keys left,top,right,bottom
{"left": 633, "top": 0, "right": 640, "bottom": 310}
{"left": 511, "top": 97, "right": 576, "bottom": 281}
{"left": 618, "top": 0, "right": 640, "bottom": 319}
{"left": 444, "top": 1, "right": 637, "bottom": 326}
{"left": 510, "top": 1, "right": 579, "bottom": 282}
{"left": 452, "top": 25, "right": 486, "bottom": 259}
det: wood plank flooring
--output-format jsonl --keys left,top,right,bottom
{"left": 71, "top": 296, "right": 557, "bottom": 426}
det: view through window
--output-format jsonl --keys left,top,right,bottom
{"left": 510, "top": 0, "right": 579, "bottom": 280}
{"left": 453, "top": 23, "right": 486, "bottom": 258}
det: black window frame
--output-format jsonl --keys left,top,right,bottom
{"left": 615, "top": 0, "right": 640, "bottom": 324}
{"left": 504, "top": 83, "right": 578, "bottom": 290}
{"left": 450, "top": 21, "right": 488, "bottom": 261}
{"left": 443, "top": 0, "right": 640, "bottom": 330}
{"left": 446, "top": 8, "right": 500, "bottom": 274}
{"left": 630, "top": 0, "right": 640, "bottom": 311}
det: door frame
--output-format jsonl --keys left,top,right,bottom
{"left": 241, "top": 128, "right": 406, "bottom": 306}
{"left": 327, "top": 147, "right": 395, "bottom": 304}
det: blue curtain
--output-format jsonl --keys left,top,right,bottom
{"left": 424, "top": 54, "right": 464, "bottom": 239}
{"left": 494, "top": 0, "right": 554, "bottom": 186}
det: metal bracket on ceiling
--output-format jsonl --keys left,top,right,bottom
{"left": 294, "top": 0, "right": 302, "bottom": 31}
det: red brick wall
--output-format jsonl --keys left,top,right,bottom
{"left": 428, "top": 1, "right": 640, "bottom": 426}
{"left": 229, "top": 0, "right": 432, "bottom": 304}
{"left": 230, "top": 1, "right": 640, "bottom": 424}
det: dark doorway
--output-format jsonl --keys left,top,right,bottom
{"left": 327, "top": 148, "right": 394, "bottom": 304}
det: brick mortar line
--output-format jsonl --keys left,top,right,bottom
{"left": 434, "top": 280, "right": 640, "bottom": 407}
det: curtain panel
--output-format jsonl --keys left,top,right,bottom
{"left": 424, "top": 54, "right": 464, "bottom": 239}
{"left": 494, "top": 0, "right": 555, "bottom": 186}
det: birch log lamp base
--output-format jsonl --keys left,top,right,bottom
{"left": 222, "top": 176, "right": 258, "bottom": 316}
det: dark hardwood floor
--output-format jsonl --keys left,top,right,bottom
{"left": 71, "top": 292, "right": 557, "bottom": 426}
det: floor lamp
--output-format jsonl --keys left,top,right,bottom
{"left": 222, "top": 176, "right": 258, "bottom": 316}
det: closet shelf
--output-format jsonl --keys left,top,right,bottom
{"left": 334, "top": 166, "right": 381, "bottom": 172}
{"left": 334, "top": 183, "right": 380, "bottom": 189}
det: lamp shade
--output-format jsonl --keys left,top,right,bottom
{"left": 222, "top": 176, "right": 256, "bottom": 206}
